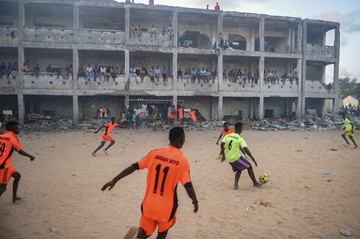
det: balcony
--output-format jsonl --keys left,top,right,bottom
{"left": 306, "top": 44, "right": 335, "bottom": 58}
{"left": 23, "top": 73, "right": 74, "bottom": 89}
{"left": 263, "top": 81, "right": 299, "bottom": 94}
{"left": 129, "top": 33, "right": 173, "bottom": 47}
{"left": 0, "top": 27, "right": 18, "bottom": 42}
{"left": 77, "top": 75, "right": 126, "bottom": 90}
{"left": 305, "top": 80, "right": 335, "bottom": 95}
{"left": 0, "top": 75, "right": 18, "bottom": 89}
{"left": 128, "top": 75, "right": 173, "bottom": 92}
{"left": 79, "top": 30, "right": 125, "bottom": 45}
{"left": 23, "top": 28, "right": 74, "bottom": 43}
{"left": 176, "top": 76, "right": 218, "bottom": 93}
{"left": 222, "top": 78, "right": 259, "bottom": 92}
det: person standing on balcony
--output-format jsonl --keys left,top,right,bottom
{"left": 34, "top": 64, "right": 40, "bottom": 78}
{"left": 214, "top": 2, "right": 220, "bottom": 11}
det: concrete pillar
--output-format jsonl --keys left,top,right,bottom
{"left": 258, "top": 96, "right": 264, "bottom": 119}
{"left": 125, "top": 49, "right": 130, "bottom": 89}
{"left": 217, "top": 13, "right": 224, "bottom": 42}
{"left": 296, "top": 58, "right": 302, "bottom": 93}
{"left": 18, "top": 1, "right": 25, "bottom": 40}
{"left": 259, "top": 16, "right": 265, "bottom": 52}
{"left": 172, "top": 52, "right": 178, "bottom": 89}
{"left": 301, "top": 57, "right": 307, "bottom": 118}
{"left": 73, "top": 48, "right": 79, "bottom": 88}
{"left": 18, "top": 47, "right": 24, "bottom": 88}
{"left": 17, "top": 93, "right": 25, "bottom": 124}
{"left": 73, "top": 3, "right": 79, "bottom": 42}
{"left": 321, "top": 98, "right": 327, "bottom": 117}
{"left": 297, "top": 96, "right": 301, "bottom": 119}
{"left": 172, "top": 10, "right": 178, "bottom": 47}
{"left": 333, "top": 25, "right": 341, "bottom": 113}
{"left": 217, "top": 95, "right": 223, "bottom": 120}
{"left": 124, "top": 95, "right": 130, "bottom": 109}
{"left": 217, "top": 53, "right": 223, "bottom": 91}
{"left": 249, "top": 98, "right": 255, "bottom": 119}
{"left": 73, "top": 95, "right": 79, "bottom": 124}
{"left": 321, "top": 65, "right": 326, "bottom": 83}
{"left": 172, "top": 95, "right": 178, "bottom": 108}
{"left": 297, "top": 21, "right": 302, "bottom": 54}
{"left": 302, "top": 21, "right": 307, "bottom": 54}
{"left": 259, "top": 56, "right": 264, "bottom": 91}
{"left": 251, "top": 28, "right": 256, "bottom": 52}
{"left": 125, "top": 6, "right": 130, "bottom": 44}
{"left": 301, "top": 96, "right": 306, "bottom": 118}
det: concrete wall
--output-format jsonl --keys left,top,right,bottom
{"left": 265, "top": 58, "right": 297, "bottom": 76}
{"left": 24, "top": 95, "right": 73, "bottom": 118}
{"left": 264, "top": 97, "right": 286, "bottom": 118}
{"left": 80, "top": 7, "right": 125, "bottom": 30}
{"left": 25, "top": 4, "right": 73, "bottom": 28}
{"left": 78, "top": 95, "right": 125, "bottom": 120}
{"left": 224, "top": 57, "right": 259, "bottom": 72}
{"left": 223, "top": 97, "right": 250, "bottom": 119}
{"left": 130, "top": 53, "right": 172, "bottom": 70}
{"left": 0, "top": 48, "right": 18, "bottom": 65}
{"left": 0, "top": 2, "right": 18, "bottom": 26}
{"left": 306, "top": 64, "right": 323, "bottom": 81}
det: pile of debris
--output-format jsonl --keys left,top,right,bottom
{"left": 23, "top": 113, "right": 74, "bottom": 131}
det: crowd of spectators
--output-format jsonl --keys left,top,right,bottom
{"left": 264, "top": 70, "right": 299, "bottom": 85}
{"left": 177, "top": 67, "right": 216, "bottom": 83}
{"left": 339, "top": 104, "right": 360, "bottom": 116}
{"left": 81, "top": 65, "right": 125, "bottom": 81}
{"left": 130, "top": 24, "right": 174, "bottom": 41}
{"left": 224, "top": 69, "right": 258, "bottom": 84}
{"left": 0, "top": 62, "right": 18, "bottom": 80}
{"left": 130, "top": 65, "right": 172, "bottom": 83}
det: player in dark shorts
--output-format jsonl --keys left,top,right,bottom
{"left": 220, "top": 122, "right": 261, "bottom": 190}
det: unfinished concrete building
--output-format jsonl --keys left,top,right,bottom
{"left": 0, "top": 0, "right": 340, "bottom": 123}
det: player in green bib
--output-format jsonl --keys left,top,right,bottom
{"left": 341, "top": 115, "right": 357, "bottom": 148}
{"left": 220, "top": 122, "right": 262, "bottom": 190}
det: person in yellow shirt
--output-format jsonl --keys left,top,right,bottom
{"left": 220, "top": 122, "right": 261, "bottom": 190}
{"left": 341, "top": 115, "right": 357, "bottom": 148}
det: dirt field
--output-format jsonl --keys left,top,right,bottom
{"left": 0, "top": 129, "right": 359, "bottom": 239}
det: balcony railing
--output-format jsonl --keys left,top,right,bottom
{"left": 0, "top": 74, "right": 18, "bottom": 89}
{"left": 128, "top": 33, "right": 173, "bottom": 47}
{"left": 23, "top": 73, "right": 74, "bottom": 89}
{"left": 0, "top": 26, "right": 18, "bottom": 42}
{"left": 305, "top": 80, "right": 334, "bottom": 94}
{"left": 79, "top": 29, "right": 125, "bottom": 45}
{"left": 23, "top": 28, "right": 74, "bottom": 43}
{"left": 263, "top": 80, "right": 299, "bottom": 93}
{"left": 128, "top": 75, "right": 173, "bottom": 91}
{"left": 78, "top": 75, "right": 126, "bottom": 90}
{"left": 176, "top": 76, "right": 218, "bottom": 93}
{"left": 306, "top": 44, "right": 335, "bottom": 58}
{"left": 222, "top": 78, "right": 259, "bottom": 92}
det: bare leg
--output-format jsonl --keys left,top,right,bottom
{"left": 12, "top": 172, "right": 21, "bottom": 203}
{"left": 342, "top": 134, "right": 350, "bottom": 145}
{"left": 157, "top": 230, "right": 168, "bottom": 239}
{"left": 247, "top": 166, "right": 261, "bottom": 187}
{"left": 349, "top": 136, "right": 358, "bottom": 148}
{"left": 104, "top": 140, "right": 115, "bottom": 152}
{"left": 92, "top": 141, "right": 105, "bottom": 156}
{"left": 136, "top": 228, "right": 147, "bottom": 239}
{"left": 234, "top": 170, "right": 241, "bottom": 190}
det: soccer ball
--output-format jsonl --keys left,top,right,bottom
{"left": 259, "top": 173, "right": 269, "bottom": 184}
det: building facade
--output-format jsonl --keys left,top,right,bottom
{"left": 0, "top": 0, "right": 340, "bottom": 123}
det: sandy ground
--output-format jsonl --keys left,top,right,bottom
{"left": 0, "top": 129, "right": 359, "bottom": 239}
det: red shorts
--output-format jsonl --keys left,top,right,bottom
{"left": 101, "top": 134, "right": 113, "bottom": 142}
{"left": 0, "top": 167, "right": 17, "bottom": 185}
{"left": 139, "top": 215, "right": 176, "bottom": 236}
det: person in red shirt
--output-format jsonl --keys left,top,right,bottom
{"left": 216, "top": 122, "right": 234, "bottom": 145}
{"left": 102, "top": 127, "right": 199, "bottom": 239}
{"left": 214, "top": 2, "right": 220, "bottom": 11}
{"left": 92, "top": 117, "right": 119, "bottom": 156}
{"left": 0, "top": 121, "right": 35, "bottom": 203}
{"left": 177, "top": 107, "right": 184, "bottom": 125}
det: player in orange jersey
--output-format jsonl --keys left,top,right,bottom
{"left": 92, "top": 117, "right": 119, "bottom": 156}
{"left": 0, "top": 121, "right": 35, "bottom": 203}
{"left": 216, "top": 122, "right": 234, "bottom": 145}
{"left": 102, "top": 127, "right": 199, "bottom": 239}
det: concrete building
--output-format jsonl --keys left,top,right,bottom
{"left": 0, "top": 0, "right": 340, "bottom": 124}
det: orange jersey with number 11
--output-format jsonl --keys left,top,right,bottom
{"left": 137, "top": 145, "right": 191, "bottom": 222}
